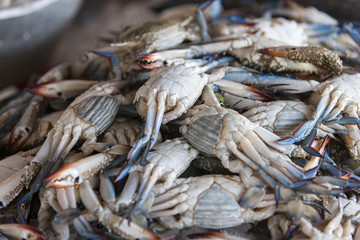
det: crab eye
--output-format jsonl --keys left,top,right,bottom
{"left": 74, "top": 176, "right": 80, "bottom": 183}
{"left": 57, "top": 92, "right": 62, "bottom": 97}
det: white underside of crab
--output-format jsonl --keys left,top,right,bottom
{"left": 180, "top": 104, "right": 306, "bottom": 171}
{"left": 149, "top": 175, "right": 276, "bottom": 229}
{"left": 134, "top": 60, "right": 225, "bottom": 124}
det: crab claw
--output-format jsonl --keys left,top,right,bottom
{"left": 137, "top": 49, "right": 191, "bottom": 69}
{"left": 0, "top": 224, "right": 46, "bottom": 240}
{"left": 44, "top": 153, "right": 115, "bottom": 188}
{"left": 277, "top": 120, "right": 322, "bottom": 157}
{"left": 115, "top": 162, "right": 133, "bottom": 182}
{"left": 257, "top": 46, "right": 343, "bottom": 74}
{"left": 26, "top": 81, "right": 59, "bottom": 98}
{"left": 137, "top": 52, "right": 166, "bottom": 69}
{"left": 7, "top": 124, "right": 32, "bottom": 153}
{"left": 26, "top": 80, "right": 98, "bottom": 99}
{"left": 188, "top": 231, "right": 246, "bottom": 240}
{"left": 257, "top": 46, "right": 292, "bottom": 58}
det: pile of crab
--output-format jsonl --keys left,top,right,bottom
{"left": 2, "top": 0, "right": 360, "bottom": 239}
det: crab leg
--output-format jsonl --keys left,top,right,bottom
{"left": 26, "top": 80, "right": 99, "bottom": 99}
{"left": 52, "top": 208, "right": 81, "bottom": 240}
{"left": 345, "top": 23, "right": 360, "bottom": 48}
{"left": 321, "top": 158, "right": 360, "bottom": 182}
{"left": 118, "top": 100, "right": 159, "bottom": 181}
{"left": 223, "top": 70, "right": 320, "bottom": 94}
{"left": 277, "top": 86, "right": 333, "bottom": 145}
{"left": 92, "top": 51, "right": 121, "bottom": 78}
{"left": 196, "top": 0, "right": 222, "bottom": 41}
{"left": 79, "top": 180, "right": 161, "bottom": 240}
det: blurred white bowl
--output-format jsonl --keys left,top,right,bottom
{"left": 0, "top": 0, "right": 83, "bottom": 88}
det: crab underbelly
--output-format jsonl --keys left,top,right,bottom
{"left": 272, "top": 105, "right": 307, "bottom": 136}
{"left": 183, "top": 115, "right": 223, "bottom": 157}
{"left": 192, "top": 184, "right": 243, "bottom": 229}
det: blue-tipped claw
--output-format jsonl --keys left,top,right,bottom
{"left": 115, "top": 163, "right": 132, "bottom": 182}
{"left": 275, "top": 185, "right": 280, "bottom": 207}
{"left": 301, "top": 126, "right": 323, "bottom": 157}
{"left": 19, "top": 211, "right": 26, "bottom": 225}
{"left": 336, "top": 117, "right": 360, "bottom": 129}
{"left": 92, "top": 51, "right": 121, "bottom": 78}
{"left": 303, "top": 146, "right": 323, "bottom": 158}
{"left": 271, "top": 168, "right": 312, "bottom": 189}
{"left": 196, "top": 0, "right": 222, "bottom": 41}
{"left": 105, "top": 155, "right": 126, "bottom": 170}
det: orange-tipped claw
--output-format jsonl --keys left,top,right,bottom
{"left": 7, "top": 126, "right": 30, "bottom": 153}
{"left": 44, "top": 162, "right": 81, "bottom": 189}
{"left": 137, "top": 52, "right": 165, "bottom": 70}
{"left": 26, "top": 81, "right": 59, "bottom": 98}
{"left": 257, "top": 46, "right": 293, "bottom": 57}
{"left": 188, "top": 232, "right": 230, "bottom": 239}
{"left": 0, "top": 224, "right": 46, "bottom": 240}
{"left": 45, "top": 153, "right": 113, "bottom": 188}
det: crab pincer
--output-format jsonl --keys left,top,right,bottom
{"left": 257, "top": 46, "right": 343, "bottom": 75}
{"left": 26, "top": 80, "right": 99, "bottom": 99}
{"left": 0, "top": 224, "right": 46, "bottom": 240}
